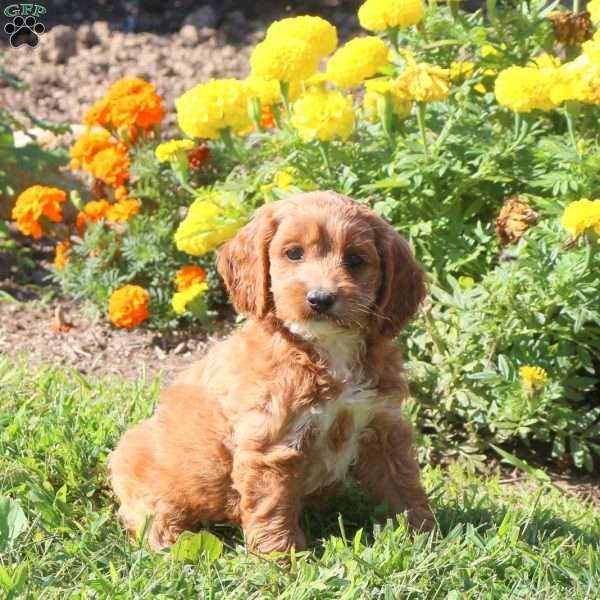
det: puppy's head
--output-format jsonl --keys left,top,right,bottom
{"left": 217, "top": 192, "right": 426, "bottom": 338}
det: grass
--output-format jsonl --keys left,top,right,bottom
{"left": 0, "top": 356, "right": 599, "bottom": 599}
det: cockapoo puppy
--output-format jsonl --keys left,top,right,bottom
{"left": 109, "top": 191, "right": 435, "bottom": 552}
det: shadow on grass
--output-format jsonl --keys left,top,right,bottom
{"left": 299, "top": 482, "right": 600, "bottom": 553}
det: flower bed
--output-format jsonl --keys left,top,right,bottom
{"left": 4, "top": 0, "right": 600, "bottom": 469}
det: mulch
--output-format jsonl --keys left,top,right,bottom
{"left": 0, "top": 283, "right": 216, "bottom": 384}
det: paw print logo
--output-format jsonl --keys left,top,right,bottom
{"left": 4, "top": 15, "right": 45, "bottom": 48}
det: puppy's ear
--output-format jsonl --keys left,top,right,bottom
{"left": 373, "top": 219, "right": 426, "bottom": 338}
{"left": 217, "top": 203, "right": 277, "bottom": 319}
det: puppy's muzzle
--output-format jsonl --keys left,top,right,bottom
{"left": 306, "top": 289, "right": 337, "bottom": 313}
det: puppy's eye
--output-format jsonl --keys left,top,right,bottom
{"left": 285, "top": 247, "right": 304, "bottom": 261}
{"left": 344, "top": 253, "right": 364, "bottom": 268}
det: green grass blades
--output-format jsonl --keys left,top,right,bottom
{"left": 0, "top": 357, "right": 599, "bottom": 598}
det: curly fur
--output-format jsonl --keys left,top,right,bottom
{"left": 108, "top": 191, "right": 434, "bottom": 552}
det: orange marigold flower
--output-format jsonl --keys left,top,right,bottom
{"left": 75, "top": 199, "right": 110, "bottom": 235}
{"left": 69, "top": 129, "right": 114, "bottom": 171}
{"left": 12, "top": 185, "right": 67, "bottom": 239}
{"left": 83, "top": 96, "right": 111, "bottom": 129}
{"left": 54, "top": 240, "right": 71, "bottom": 269}
{"left": 84, "top": 199, "right": 111, "bottom": 221}
{"left": 90, "top": 143, "right": 130, "bottom": 187}
{"left": 75, "top": 212, "right": 87, "bottom": 236}
{"left": 106, "top": 198, "right": 141, "bottom": 223}
{"left": 114, "top": 185, "right": 128, "bottom": 201}
{"left": 175, "top": 265, "right": 207, "bottom": 291}
{"left": 261, "top": 105, "right": 276, "bottom": 129}
{"left": 84, "top": 77, "right": 163, "bottom": 133}
{"left": 108, "top": 284, "right": 150, "bottom": 328}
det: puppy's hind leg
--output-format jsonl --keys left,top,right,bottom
{"left": 108, "top": 420, "right": 193, "bottom": 551}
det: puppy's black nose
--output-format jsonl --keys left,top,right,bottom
{"left": 306, "top": 289, "right": 337, "bottom": 313}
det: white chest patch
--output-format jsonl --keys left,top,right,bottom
{"left": 286, "top": 321, "right": 400, "bottom": 495}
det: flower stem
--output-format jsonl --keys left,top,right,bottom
{"left": 280, "top": 81, "right": 291, "bottom": 115}
{"left": 564, "top": 104, "right": 580, "bottom": 157}
{"left": 248, "top": 96, "right": 263, "bottom": 132}
{"left": 378, "top": 92, "right": 395, "bottom": 149}
{"left": 486, "top": 0, "right": 497, "bottom": 24}
{"left": 272, "top": 104, "right": 283, "bottom": 129}
{"left": 318, "top": 141, "right": 333, "bottom": 177}
{"left": 416, "top": 102, "right": 429, "bottom": 158}
{"left": 513, "top": 111, "right": 521, "bottom": 141}
{"left": 219, "top": 127, "right": 243, "bottom": 163}
{"left": 388, "top": 26, "right": 400, "bottom": 54}
{"left": 573, "top": 0, "right": 580, "bottom": 13}
{"left": 449, "top": 0, "right": 459, "bottom": 20}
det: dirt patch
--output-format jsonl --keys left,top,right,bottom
{"left": 0, "top": 290, "right": 217, "bottom": 383}
{"left": 0, "top": 2, "right": 360, "bottom": 129}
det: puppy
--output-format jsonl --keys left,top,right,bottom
{"left": 108, "top": 191, "right": 434, "bottom": 552}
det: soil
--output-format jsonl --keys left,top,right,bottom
{"left": 0, "top": 285, "right": 217, "bottom": 383}
{"left": 0, "top": 1, "right": 360, "bottom": 129}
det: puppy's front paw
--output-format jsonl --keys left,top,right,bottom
{"left": 251, "top": 528, "right": 307, "bottom": 554}
{"left": 406, "top": 504, "right": 436, "bottom": 533}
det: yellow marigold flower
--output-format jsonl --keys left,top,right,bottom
{"left": 481, "top": 43, "right": 504, "bottom": 58}
{"left": 494, "top": 66, "right": 558, "bottom": 112}
{"left": 54, "top": 240, "right": 70, "bottom": 270}
{"left": 175, "top": 265, "right": 207, "bottom": 291}
{"left": 84, "top": 77, "right": 163, "bottom": 133}
{"left": 358, "top": 0, "right": 423, "bottom": 32}
{"left": 69, "top": 129, "right": 114, "bottom": 171}
{"left": 583, "top": 40, "right": 600, "bottom": 69}
{"left": 291, "top": 89, "right": 354, "bottom": 142}
{"left": 530, "top": 53, "right": 561, "bottom": 69}
{"left": 172, "top": 282, "right": 209, "bottom": 315}
{"left": 106, "top": 198, "right": 141, "bottom": 223}
{"left": 155, "top": 139, "right": 195, "bottom": 163}
{"left": 108, "top": 284, "right": 150, "bottom": 328}
{"left": 274, "top": 169, "right": 295, "bottom": 189}
{"left": 246, "top": 78, "right": 301, "bottom": 106}
{"left": 176, "top": 79, "right": 251, "bottom": 139}
{"left": 519, "top": 366, "right": 549, "bottom": 393}
{"left": 550, "top": 57, "right": 595, "bottom": 104}
{"left": 397, "top": 47, "right": 417, "bottom": 66}
{"left": 266, "top": 16, "right": 338, "bottom": 57}
{"left": 450, "top": 61, "right": 475, "bottom": 80}
{"left": 12, "top": 185, "right": 67, "bottom": 239}
{"left": 302, "top": 72, "right": 329, "bottom": 93}
{"left": 175, "top": 198, "right": 246, "bottom": 256}
{"left": 325, "top": 37, "right": 389, "bottom": 89}
{"left": 363, "top": 77, "right": 412, "bottom": 121}
{"left": 560, "top": 198, "right": 600, "bottom": 238}
{"left": 247, "top": 77, "right": 282, "bottom": 106}
{"left": 590, "top": 0, "right": 600, "bottom": 23}
{"left": 395, "top": 63, "right": 451, "bottom": 102}
{"left": 250, "top": 37, "right": 320, "bottom": 83}
{"left": 90, "top": 142, "right": 130, "bottom": 187}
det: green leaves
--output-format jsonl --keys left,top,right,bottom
{"left": 490, "top": 445, "right": 552, "bottom": 485}
{"left": 169, "top": 531, "right": 223, "bottom": 563}
{"left": 407, "top": 218, "right": 600, "bottom": 470}
{"left": 0, "top": 497, "right": 28, "bottom": 551}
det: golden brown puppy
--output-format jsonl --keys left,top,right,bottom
{"left": 108, "top": 191, "right": 434, "bottom": 552}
